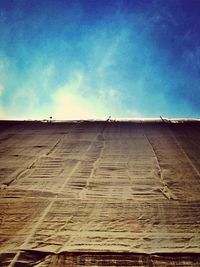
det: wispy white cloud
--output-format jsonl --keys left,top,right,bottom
{"left": 0, "top": 83, "right": 4, "bottom": 96}
{"left": 51, "top": 70, "right": 140, "bottom": 120}
{"left": 52, "top": 90, "right": 101, "bottom": 120}
{"left": 9, "top": 87, "right": 39, "bottom": 117}
{"left": 96, "top": 31, "right": 128, "bottom": 76}
{"left": 0, "top": 0, "right": 199, "bottom": 119}
{"left": 0, "top": 106, "right": 7, "bottom": 119}
{"left": 51, "top": 71, "right": 107, "bottom": 119}
{"left": 98, "top": 87, "right": 119, "bottom": 100}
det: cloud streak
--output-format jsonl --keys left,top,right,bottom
{"left": 0, "top": 0, "right": 200, "bottom": 119}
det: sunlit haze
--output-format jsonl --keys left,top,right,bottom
{"left": 0, "top": 0, "right": 200, "bottom": 120}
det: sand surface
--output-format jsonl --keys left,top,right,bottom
{"left": 0, "top": 120, "right": 200, "bottom": 266}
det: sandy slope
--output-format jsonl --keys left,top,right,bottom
{"left": 0, "top": 120, "right": 200, "bottom": 266}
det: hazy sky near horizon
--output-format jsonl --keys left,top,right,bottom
{"left": 0, "top": 0, "right": 200, "bottom": 119}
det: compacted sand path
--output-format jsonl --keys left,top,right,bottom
{"left": 0, "top": 120, "right": 200, "bottom": 266}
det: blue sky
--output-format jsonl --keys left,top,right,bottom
{"left": 0, "top": 0, "right": 200, "bottom": 119}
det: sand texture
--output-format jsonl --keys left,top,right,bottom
{"left": 0, "top": 120, "right": 200, "bottom": 266}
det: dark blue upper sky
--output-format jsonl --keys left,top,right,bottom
{"left": 0, "top": 0, "right": 200, "bottom": 119}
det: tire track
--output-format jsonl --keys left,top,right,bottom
{"left": 1, "top": 124, "right": 77, "bottom": 190}
{"left": 8, "top": 120, "right": 110, "bottom": 266}
{"left": 166, "top": 123, "right": 200, "bottom": 181}
{"left": 141, "top": 123, "right": 178, "bottom": 200}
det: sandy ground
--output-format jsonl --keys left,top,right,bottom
{"left": 0, "top": 120, "right": 200, "bottom": 266}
